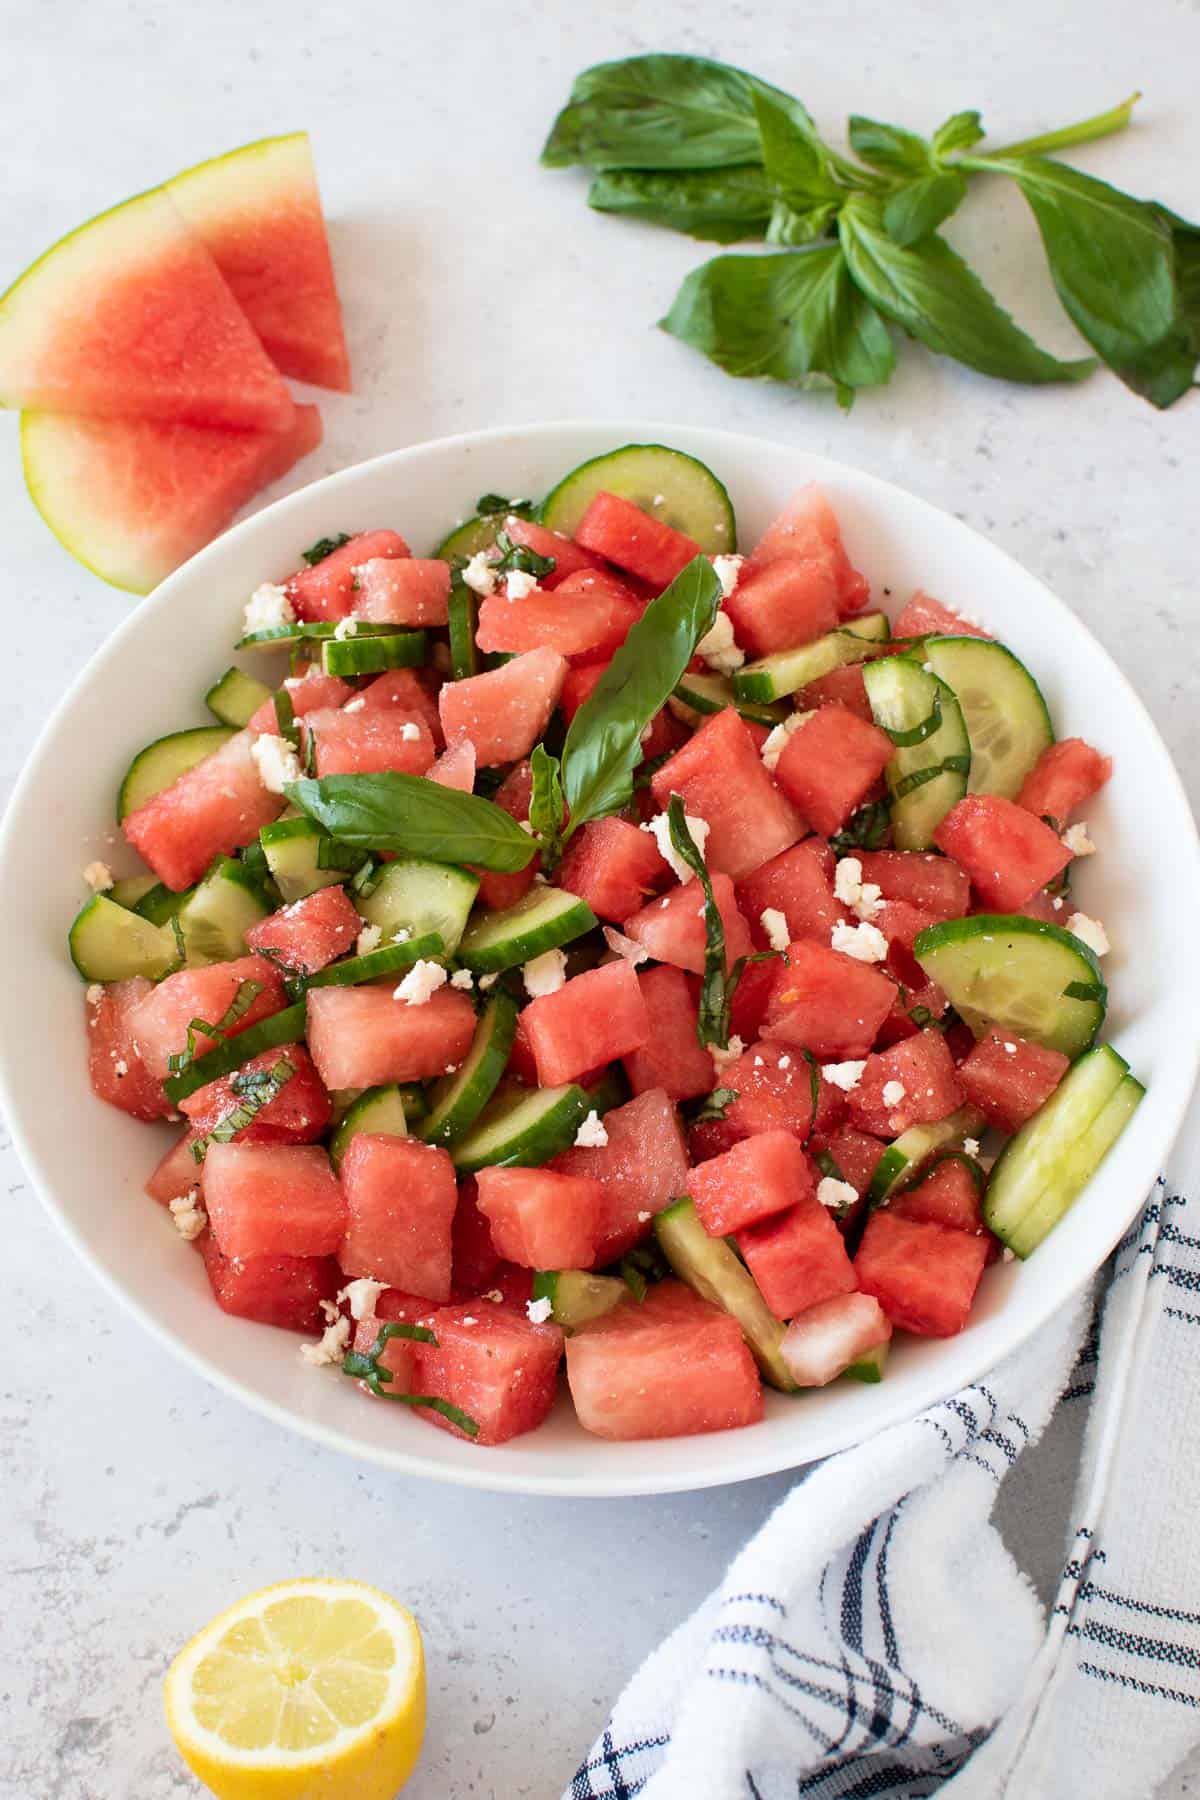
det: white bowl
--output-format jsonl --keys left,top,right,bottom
{"left": 3, "top": 421, "right": 1197, "bottom": 1498}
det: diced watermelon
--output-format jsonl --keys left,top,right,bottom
{"left": 687, "top": 1115, "right": 743, "bottom": 1164}
{"left": 86, "top": 977, "right": 171, "bottom": 1121}
{"left": 565, "top": 1281, "right": 762, "bottom": 1440}
{"left": 736, "top": 840, "right": 845, "bottom": 948}
{"left": 845, "top": 1030, "right": 965, "bottom": 1136}
{"left": 200, "top": 1234, "right": 340, "bottom": 1333}
{"left": 933, "top": 796, "right": 1072, "bottom": 910}
{"left": 305, "top": 985, "right": 477, "bottom": 1089}
{"left": 202, "top": 1142, "right": 345, "bottom": 1259}
{"left": 338, "top": 1134, "right": 457, "bottom": 1299}
{"left": 780, "top": 1292, "right": 892, "bottom": 1386}
{"left": 622, "top": 966, "right": 715, "bottom": 1102}
{"left": 245, "top": 885, "right": 360, "bottom": 974}
{"left": 450, "top": 1178, "right": 503, "bottom": 1296}
{"left": 574, "top": 492, "right": 701, "bottom": 589}
{"left": 856, "top": 849, "right": 971, "bottom": 920}
{"left": 1016, "top": 738, "right": 1113, "bottom": 824}
{"left": 735, "top": 1189, "right": 858, "bottom": 1319}
{"left": 428, "top": 740, "right": 476, "bottom": 793}
{"left": 1017, "top": 890, "right": 1061, "bottom": 924}
{"left": 690, "top": 1128, "right": 812, "bottom": 1236}
{"left": 650, "top": 708, "right": 803, "bottom": 880}
{"left": 476, "top": 1166, "right": 605, "bottom": 1270}
{"left": 553, "top": 1088, "right": 690, "bottom": 1263}
{"left": 724, "top": 555, "right": 839, "bottom": 657}
{"left": 246, "top": 669, "right": 353, "bottom": 734}
{"left": 748, "top": 485, "right": 870, "bottom": 616}
{"left": 502, "top": 517, "right": 608, "bottom": 587}
{"left": 179, "top": 1044, "right": 331, "bottom": 1145}
{"left": 466, "top": 759, "right": 536, "bottom": 908}
{"left": 493, "top": 759, "right": 534, "bottom": 820}
{"left": 559, "top": 817, "right": 670, "bottom": 922}
{"left": 712, "top": 1040, "right": 836, "bottom": 1145}
{"left": 357, "top": 668, "right": 443, "bottom": 745}
{"left": 764, "top": 942, "right": 896, "bottom": 1059}
{"left": 957, "top": 1028, "right": 1069, "bottom": 1133}
{"left": 728, "top": 953, "right": 781, "bottom": 1043}
{"left": 891, "top": 1157, "right": 985, "bottom": 1233}
{"left": 129, "top": 954, "right": 288, "bottom": 1080}
{"left": 873, "top": 899, "right": 940, "bottom": 955}
{"left": 522, "top": 960, "right": 650, "bottom": 1086}
{"left": 412, "top": 1301, "right": 563, "bottom": 1444}
{"left": 559, "top": 660, "right": 609, "bottom": 722}
{"left": 351, "top": 558, "right": 451, "bottom": 627}
{"left": 854, "top": 1212, "right": 989, "bottom": 1336}
{"left": 622, "top": 872, "right": 752, "bottom": 974}
{"left": 350, "top": 1307, "right": 416, "bottom": 1393}
{"left": 307, "top": 705, "right": 435, "bottom": 778}
{"left": 286, "top": 530, "right": 410, "bottom": 623}
{"left": 639, "top": 706, "right": 689, "bottom": 764}
{"left": 122, "top": 729, "right": 284, "bottom": 891}
{"left": 774, "top": 706, "right": 894, "bottom": 838}
{"left": 812, "top": 1127, "right": 884, "bottom": 1201}
{"left": 891, "top": 591, "right": 991, "bottom": 639}
{"left": 477, "top": 568, "right": 642, "bottom": 660}
{"left": 439, "top": 648, "right": 568, "bottom": 766}
{"left": 146, "top": 1127, "right": 204, "bottom": 1204}
{"left": 798, "top": 662, "right": 872, "bottom": 721}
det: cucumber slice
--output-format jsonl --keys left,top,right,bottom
{"left": 456, "top": 886, "right": 598, "bottom": 974}
{"left": 69, "top": 894, "right": 180, "bottom": 982}
{"left": 584, "top": 1066, "right": 630, "bottom": 1116}
{"left": 913, "top": 913, "right": 1107, "bottom": 1059}
{"left": 109, "top": 873, "right": 159, "bottom": 911}
{"left": 845, "top": 1341, "right": 890, "bottom": 1383}
{"left": 531, "top": 1269, "right": 626, "bottom": 1330}
{"left": 177, "top": 856, "right": 271, "bottom": 965}
{"left": 421, "top": 992, "right": 519, "bottom": 1147}
{"left": 733, "top": 613, "right": 890, "bottom": 703}
{"left": 863, "top": 657, "right": 970, "bottom": 850}
{"left": 867, "top": 1107, "right": 986, "bottom": 1206}
{"left": 540, "top": 443, "right": 736, "bottom": 553}
{"left": 117, "top": 725, "right": 236, "bottom": 819}
{"left": 451, "top": 1081, "right": 592, "bottom": 1173}
{"left": 447, "top": 578, "right": 480, "bottom": 681}
{"left": 321, "top": 629, "right": 427, "bottom": 678}
{"left": 260, "top": 817, "right": 357, "bottom": 904}
{"left": 356, "top": 858, "right": 480, "bottom": 958}
{"left": 434, "top": 515, "right": 503, "bottom": 562}
{"left": 134, "top": 881, "right": 191, "bottom": 925}
{"left": 984, "top": 1046, "right": 1144, "bottom": 1257}
{"left": 920, "top": 637, "right": 1053, "bottom": 799}
{"left": 163, "top": 1001, "right": 308, "bottom": 1105}
{"left": 329, "top": 1083, "right": 409, "bottom": 1171}
{"left": 205, "top": 666, "right": 272, "bottom": 728}
{"left": 671, "top": 669, "right": 787, "bottom": 729}
{"left": 304, "top": 931, "right": 445, "bottom": 989}
{"left": 236, "top": 621, "right": 395, "bottom": 651}
{"left": 654, "top": 1198, "right": 797, "bottom": 1392}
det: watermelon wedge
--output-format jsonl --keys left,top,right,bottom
{"left": 0, "top": 186, "right": 295, "bottom": 428}
{"left": 22, "top": 403, "right": 322, "bottom": 594}
{"left": 168, "top": 132, "right": 351, "bottom": 392}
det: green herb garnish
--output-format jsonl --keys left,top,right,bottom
{"left": 342, "top": 1322, "right": 481, "bottom": 1437}
{"left": 273, "top": 688, "right": 300, "bottom": 748}
{"left": 476, "top": 493, "right": 536, "bottom": 519}
{"left": 528, "top": 743, "right": 566, "bottom": 870}
{"left": 692, "top": 1085, "right": 739, "bottom": 1123}
{"left": 666, "top": 795, "right": 728, "bottom": 1047}
{"left": 492, "top": 530, "right": 556, "bottom": 581}
{"left": 830, "top": 799, "right": 892, "bottom": 855}
{"left": 189, "top": 1056, "right": 295, "bottom": 1163}
{"left": 166, "top": 978, "right": 264, "bottom": 1076}
{"left": 301, "top": 533, "right": 352, "bottom": 565}
{"left": 287, "top": 773, "right": 539, "bottom": 873}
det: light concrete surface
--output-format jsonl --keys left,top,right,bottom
{"left": 2, "top": 1, "right": 1198, "bottom": 1794}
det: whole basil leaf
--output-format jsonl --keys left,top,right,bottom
{"left": 287, "top": 774, "right": 538, "bottom": 872}
{"left": 541, "top": 54, "right": 778, "bottom": 171}
{"left": 839, "top": 194, "right": 1095, "bottom": 384}
{"left": 587, "top": 165, "right": 774, "bottom": 244}
{"left": 883, "top": 170, "right": 967, "bottom": 247}
{"left": 562, "top": 557, "right": 721, "bottom": 831}
{"left": 848, "top": 115, "right": 931, "bottom": 176}
{"left": 661, "top": 244, "right": 895, "bottom": 406}
{"left": 752, "top": 88, "right": 841, "bottom": 209}
{"left": 932, "top": 110, "right": 985, "bottom": 160}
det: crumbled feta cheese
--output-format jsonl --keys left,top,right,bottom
{"left": 338, "top": 1277, "right": 387, "bottom": 1321}
{"left": 710, "top": 1035, "right": 745, "bottom": 1070}
{"left": 1061, "top": 822, "right": 1095, "bottom": 857}
{"left": 85, "top": 983, "right": 104, "bottom": 1007}
{"left": 637, "top": 1211, "right": 652, "bottom": 1223}
{"left": 83, "top": 861, "right": 113, "bottom": 892}
{"left": 641, "top": 811, "right": 709, "bottom": 883}
{"left": 300, "top": 1314, "right": 352, "bottom": 1367}
{"left": 113, "top": 1059, "right": 128, "bottom": 1078}
{"left": 778, "top": 1054, "right": 792, "bottom": 1070}
{"left": 477, "top": 972, "right": 499, "bottom": 991}
{"left": 760, "top": 711, "right": 811, "bottom": 773}
{"left": 394, "top": 926, "right": 412, "bottom": 942}
{"left": 1052, "top": 895, "right": 1064, "bottom": 911}
{"left": 399, "top": 720, "right": 422, "bottom": 742}
{"left": 462, "top": 550, "right": 498, "bottom": 596}
{"left": 760, "top": 907, "right": 790, "bottom": 953}
{"left": 695, "top": 607, "right": 744, "bottom": 673}
{"left": 817, "top": 1176, "right": 858, "bottom": 1212}
{"left": 831, "top": 920, "right": 888, "bottom": 963}
{"left": 393, "top": 959, "right": 449, "bottom": 1005}
{"left": 1003, "top": 1041, "right": 1017, "bottom": 1054}
{"left": 1067, "top": 911, "right": 1109, "bottom": 955}
{"left": 483, "top": 1288, "right": 503, "bottom": 1303}
{"left": 250, "top": 733, "right": 302, "bottom": 795}
{"left": 243, "top": 582, "right": 295, "bottom": 634}
{"left": 523, "top": 947, "right": 568, "bottom": 997}
{"left": 504, "top": 569, "right": 539, "bottom": 601}
{"left": 573, "top": 1109, "right": 609, "bottom": 1149}
{"left": 822, "top": 1059, "right": 867, "bottom": 1092}
{"left": 710, "top": 554, "right": 745, "bottom": 601}
{"left": 833, "top": 856, "right": 883, "bottom": 921}
{"left": 602, "top": 926, "right": 649, "bottom": 966}
{"left": 963, "top": 1138, "right": 981, "bottom": 1158}
{"left": 449, "top": 967, "right": 474, "bottom": 990}
{"left": 344, "top": 696, "right": 366, "bottom": 713}
{"left": 881, "top": 1080, "right": 907, "bottom": 1108}
{"left": 332, "top": 616, "right": 358, "bottom": 640}
{"left": 356, "top": 924, "right": 383, "bottom": 956}
{"left": 168, "top": 1192, "right": 207, "bottom": 1240}
{"left": 526, "top": 1296, "right": 554, "bottom": 1325}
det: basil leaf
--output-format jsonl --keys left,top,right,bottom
{"left": 752, "top": 88, "right": 840, "bottom": 209}
{"left": 661, "top": 245, "right": 895, "bottom": 407}
{"left": 883, "top": 171, "right": 967, "bottom": 247}
{"left": 542, "top": 54, "right": 774, "bottom": 172}
{"left": 693, "top": 1085, "right": 739, "bottom": 1124}
{"left": 839, "top": 194, "right": 1095, "bottom": 385}
{"left": 587, "top": 165, "right": 774, "bottom": 244}
{"left": 666, "top": 795, "right": 727, "bottom": 1047}
{"left": 476, "top": 493, "right": 535, "bottom": 518}
{"left": 301, "top": 533, "right": 351, "bottom": 566}
{"left": 766, "top": 199, "right": 841, "bottom": 247}
{"left": 1160, "top": 209, "right": 1200, "bottom": 342}
{"left": 562, "top": 556, "right": 720, "bottom": 830}
{"left": 287, "top": 774, "right": 538, "bottom": 872}
{"left": 932, "top": 110, "right": 984, "bottom": 160}
{"left": 848, "top": 115, "right": 932, "bottom": 176}
{"left": 528, "top": 744, "right": 565, "bottom": 859}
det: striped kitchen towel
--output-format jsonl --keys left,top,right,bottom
{"left": 566, "top": 1104, "right": 1200, "bottom": 1800}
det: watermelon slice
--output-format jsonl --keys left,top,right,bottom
{"left": 168, "top": 132, "right": 351, "bottom": 392}
{"left": 0, "top": 186, "right": 295, "bottom": 428}
{"left": 23, "top": 403, "right": 322, "bottom": 595}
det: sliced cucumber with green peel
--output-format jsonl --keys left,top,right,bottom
{"left": 236, "top": 620, "right": 395, "bottom": 651}
{"left": 984, "top": 1046, "right": 1144, "bottom": 1257}
{"left": 920, "top": 637, "right": 1053, "bottom": 799}
{"left": 451, "top": 1081, "right": 592, "bottom": 1173}
{"left": 420, "top": 991, "right": 518, "bottom": 1147}
{"left": 863, "top": 657, "right": 970, "bottom": 850}
{"left": 304, "top": 930, "right": 445, "bottom": 989}
{"left": 260, "top": 817, "right": 356, "bottom": 904}
{"left": 176, "top": 856, "right": 270, "bottom": 965}
{"left": 330, "top": 1083, "right": 409, "bottom": 1171}
{"left": 531, "top": 1269, "right": 626, "bottom": 1331}
{"left": 205, "top": 666, "right": 272, "bottom": 728}
{"left": 163, "top": 1002, "right": 308, "bottom": 1105}
{"left": 540, "top": 443, "right": 736, "bottom": 553}
{"left": 321, "top": 629, "right": 427, "bottom": 678}
{"left": 654, "top": 1198, "right": 797, "bottom": 1392}
{"left": 845, "top": 1341, "right": 890, "bottom": 1383}
{"left": 117, "top": 725, "right": 236, "bottom": 819}
{"left": 456, "top": 886, "right": 597, "bottom": 974}
{"left": 913, "top": 913, "right": 1106, "bottom": 1059}
{"left": 672, "top": 669, "right": 787, "bottom": 729}
{"left": 69, "top": 894, "right": 180, "bottom": 982}
{"left": 109, "top": 873, "right": 159, "bottom": 911}
{"left": 434, "top": 514, "right": 504, "bottom": 563}
{"left": 447, "top": 579, "right": 480, "bottom": 681}
{"left": 734, "top": 613, "right": 890, "bottom": 704}
{"left": 867, "top": 1107, "right": 986, "bottom": 1206}
{"left": 356, "top": 858, "right": 480, "bottom": 958}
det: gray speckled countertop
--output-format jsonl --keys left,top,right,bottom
{"left": 3, "top": 2, "right": 1198, "bottom": 1794}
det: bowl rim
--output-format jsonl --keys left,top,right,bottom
{"left": 4, "top": 416, "right": 1198, "bottom": 1498}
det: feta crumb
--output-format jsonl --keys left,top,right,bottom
{"left": 250, "top": 733, "right": 302, "bottom": 795}
{"left": 760, "top": 710, "right": 810, "bottom": 773}
{"left": 483, "top": 1288, "right": 504, "bottom": 1303}
{"left": 356, "top": 924, "right": 383, "bottom": 957}
{"left": 778, "top": 1054, "right": 792, "bottom": 1070}
{"left": 83, "top": 861, "right": 113, "bottom": 892}
{"left": 243, "top": 582, "right": 295, "bottom": 635}
{"left": 504, "top": 569, "right": 539, "bottom": 601}
{"left": 710, "top": 554, "right": 745, "bottom": 601}
{"left": 1061, "top": 822, "right": 1095, "bottom": 857}
{"left": 85, "top": 984, "right": 104, "bottom": 1007}
{"left": 344, "top": 696, "right": 366, "bottom": 713}
{"left": 833, "top": 856, "right": 884, "bottom": 921}
{"left": 450, "top": 967, "right": 474, "bottom": 990}
{"left": 831, "top": 919, "right": 888, "bottom": 963}
{"left": 881, "top": 1080, "right": 907, "bottom": 1108}
{"left": 300, "top": 1314, "right": 352, "bottom": 1367}
{"left": 168, "top": 1192, "right": 207, "bottom": 1240}
{"left": 641, "top": 811, "right": 709, "bottom": 883}
{"left": 527, "top": 1296, "right": 554, "bottom": 1325}
{"left": 1052, "top": 895, "right": 1064, "bottom": 911}
{"left": 710, "top": 1034, "right": 745, "bottom": 1071}
{"left": 1067, "top": 911, "right": 1110, "bottom": 956}
{"left": 574, "top": 1109, "right": 609, "bottom": 1149}
{"left": 695, "top": 608, "right": 744, "bottom": 674}
{"left": 462, "top": 550, "right": 498, "bottom": 596}
{"left": 399, "top": 720, "right": 422, "bottom": 742}
{"left": 338, "top": 1277, "right": 387, "bottom": 1321}
{"left": 1003, "top": 1042, "right": 1017, "bottom": 1054}
{"left": 602, "top": 926, "right": 649, "bottom": 966}
{"left": 523, "top": 947, "right": 568, "bottom": 997}
{"left": 963, "top": 1138, "right": 981, "bottom": 1158}
{"left": 332, "top": 616, "right": 359, "bottom": 640}
{"left": 817, "top": 1176, "right": 858, "bottom": 1212}
{"left": 478, "top": 972, "right": 499, "bottom": 990}
{"left": 393, "top": 926, "right": 412, "bottom": 942}
{"left": 760, "top": 907, "right": 790, "bottom": 953}
{"left": 461, "top": 1316, "right": 478, "bottom": 1326}
{"left": 822, "top": 1059, "right": 867, "bottom": 1092}
{"left": 1002, "top": 1247, "right": 1016, "bottom": 1263}
{"left": 637, "top": 1211, "right": 652, "bottom": 1223}
{"left": 393, "top": 959, "right": 449, "bottom": 1005}
{"left": 113, "top": 1059, "right": 128, "bottom": 1078}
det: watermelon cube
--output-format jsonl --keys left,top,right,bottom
{"left": 558, "top": 816, "right": 670, "bottom": 922}
{"left": 724, "top": 555, "right": 839, "bottom": 657}
{"left": 306, "top": 706, "right": 435, "bottom": 778}
{"left": 338, "top": 1134, "right": 457, "bottom": 1299}
{"left": 305, "top": 985, "right": 477, "bottom": 1089}
{"left": 428, "top": 740, "right": 476, "bottom": 793}
{"left": 451, "top": 1177, "right": 503, "bottom": 1296}
{"left": 872, "top": 899, "right": 939, "bottom": 956}
{"left": 735, "top": 1191, "right": 858, "bottom": 1319}
{"left": 200, "top": 1234, "right": 340, "bottom": 1333}
{"left": 891, "top": 1158, "right": 985, "bottom": 1234}
{"left": 565, "top": 1280, "right": 762, "bottom": 1440}
{"left": 439, "top": 647, "right": 568, "bottom": 766}
{"left": 854, "top": 1212, "right": 990, "bottom": 1336}
{"left": 129, "top": 955, "right": 288, "bottom": 1080}
{"left": 933, "top": 796, "right": 1072, "bottom": 910}
{"left": 476, "top": 1166, "right": 605, "bottom": 1270}
{"left": 736, "top": 840, "right": 846, "bottom": 948}
{"left": 891, "top": 591, "right": 991, "bottom": 640}
{"left": 780, "top": 1293, "right": 892, "bottom": 1386}
{"left": 286, "top": 529, "right": 410, "bottom": 623}
{"left": 245, "top": 884, "right": 360, "bottom": 974}
{"left": 352, "top": 557, "right": 451, "bottom": 627}
{"left": 764, "top": 942, "right": 896, "bottom": 1059}
{"left": 957, "top": 1028, "right": 1069, "bottom": 1133}
{"left": 180, "top": 1044, "right": 330, "bottom": 1145}
{"left": 349, "top": 1289, "right": 429, "bottom": 1393}
{"left": 845, "top": 1030, "right": 965, "bottom": 1137}
{"left": 469, "top": 757, "right": 536, "bottom": 909}
{"left": 202, "top": 1142, "right": 345, "bottom": 1259}
{"left": 747, "top": 485, "right": 870, "bottom": 616}
{"left": 774, "top": 706, "right": 894, "bottom": 838}
{"left": 86, "top": 976, "right": 171, "bottom": 1121}
{"left": 856, "top": 849, "right": 971, "bottom": 921}
{"left": 1016, "top": 738, "right": 1113, "bottom": 825}
{"left": 622, "top": 872, "right": 752, "bottom": 974}
{"left": 412, "top": 1301, "right": 564, "bottom": 1444}
{"left": 650, "top": 708, "right": 803, "bottom": 880}
{"left": 712, "top": 1040, "right": 836, "bottom": 1145}
{"left": 246, "top": 669, "right": 353, "bottom": 735}
{"left": 502, "top": 517, "right": 607, "bottom": 587}
{"left": 522, "top": 959, "right": 651, "bottom": 1086}
{"left": 798, "top": 663, "right": 873, "bottom": 721}
{"left": 476, "top": 568, "right": 642, "bottom": 660}
{"left": 358, "top": 668, "right": 443, "bottom": 745}
{"left": 810, "top": 1127, "right": 884, "bottom": 1202}
{"left": 146, "top": 1127, "right": 205, "bottom": 1204}
{"left": 728, "top": 952, "right": 781, "bottom": 1043}
{"left": 122, "top": 729, "right": 284, "bottom": 892}
{"left": 559, "top": 660, "right": 609, "bottom": 722}
{"left": 553, "top": 1087, "right": 690, "bottom": 1263}
{"left": 690, "top": 1128, "right": 813, "bottom": 1236}
{"left": 574, "top": 492, "right": 701, "bottom": 589}
{"left": 622, "top": 966, "right": 715, "bottom": 1102}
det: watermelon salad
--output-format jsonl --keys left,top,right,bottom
{"left": 71, "top": 442, "right": 1143, "bottom": 1448}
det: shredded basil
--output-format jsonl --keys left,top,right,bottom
{"left": 476, "top": 493, "right": 536, "bottom": 519}
{"left": 342, "top": 1322, "right": 480, "bottom": 1437}
{"left": 301, "top": 533, "right": 352, "bottom": 566}
{"left": 692, "top": 1085, "right": 739, "bottom": 1123}
{"left": 189, "top": 1056, "right": 295, "bottom": 1163}
{"left": 666, "top": 795, "right": 728, "bottom": 1046}
{"left": 166, "top": 978, "right": 264, "bottom": 1076}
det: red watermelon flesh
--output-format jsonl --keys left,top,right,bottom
{"left": 781, "top": 1293, "right": 892, "bottom": 1387}
{"left": 129, "top": 954, "right": 288, "bottom": 1080}
{"left": 559, "top": 660, "right": 609, "bottom": 722}
{"left": 245, "top": 885, "right": 360, "bottom": 975}
{"left": 522, "top": 959, "right": 651, "bottom": 1087}
{"left": 286, "top": 530, "right": 410, "bottom": 623}
{"left": 200, "top": 1233, "right": 340, "bottom": 1333}
{"left": 764, "top": 941, "right": 896, "bottom": 1059}
{"left": 690, "top": 1128, "right": 813, "bottom": 1236}
{"left": 1016, "top": 738, "right": 1112, "bottom": 824}
{"left": 339, "top": 1134, "right": 458, "bottom": 1300}
{"left": 122, "top": 728, "right": 285, "bottom": 891}
{"left": 650, "top": 708, "right": 803, "bottom": 880}
{"left": 351, "top": 1289, "right": 441, "bottom": 1392}
{"left": 774, "top": 706, "right": 895, "bottom": 838}
{"left": 86, "top": 977, "right": 172, "bottom": 1122}
{"left": 737, "top": 840, "right": 846, "bottom": 948}
{"left": 476, "top": 569, "right": 642, "bottom": 661}
{"left": 714, "top": 1041, "right": 841, "bottom": 1146}
{"left": 855, "top": 1212, "right": 989, "bottom": 1337}
{"left": 811, "top": 1127, "right": 884, "bottom": 1201}
{"left": 146, "top": 1127, "right": 204, "bottom": 1204}
{"left": 798, "top": 663, "right": 873, "bottom": 721}
{"left": 735, "top": 1189, "right": 858, "bottom": 1320}
{"left": 957, "top": 1029, "right": 1069, "bottom": 1134}
{"left": 574, "top": 491, "right": 702, "bottom": 589}
{"left": 305, "top": 986, "right": 477, "bottom": 1091}
{"left": 622, "top": 965, "right": 716, "bottom": 1102}
{"left": 559, "top": 816, "right": 670, "bottom": 922}
{"left": 873, "top": 899, "right": 940, "bottom": 956}
{"left": 933, "top": 796, "right": 1072, "bottom": 911}
{"left": 502, "top": 516, "right": 607, "bottom": 587}
{"left": 167, "top": 131, "right": 351, "bottom": 392}
{"left": 352, "top": 558, "right": 451, "bottom": 627}
{"left": 748, "top": 485, "right": 870, "bottom": 616}
{"left": 724, "top": 555, "right": 840, "bottom": 657}
{"left": 412, "top": 1302, "right": 564, "bottom": 1445}
{"left": 467, "top": 758, "right": 535, "bottom": 910}
{"left": 429, "top": 741, "right": 477, "bottom": 793}
{"left": 728, "top": 952, "right": 782, "bottom": 1044}
{"left": 475, "top": 1166, "right": 605, "bottom": 1270}
{"left": 622, "top": 871, "right": 751, "bottom": 975}
{"left": 552, "top": 1087, "right": 690, "bottom": 1264}
{"left": 856, "top": 850, "right": 971, "bottom": 920}
{"left": 180, "top": 1044, "right": 331, "bottom": 1146}
{"left": 439, "top": 648, "right": 568, "bottom": 767}
{"left": 246, "top": 668, "right": 352, "bottom": 734}
{"left": 845, "top": 1030, "right": 965, "bottom": 1137}
{"left": 306, "top": 705, "right": 436, "bottom": 778}
{"left": 450, "top": 1178, "right": 503, "bottom": 1297}
{"left": 891, "top": 1159, "right": 985, "bottom": 1234}
{"left": 202, "top": 1142, "right": 346, "bottom": 1259}
{"left": 892, "top": 591, "right": 991, "bottom": 640}
{"left": 357, "top": 668, "right": 443, "bottom": 746}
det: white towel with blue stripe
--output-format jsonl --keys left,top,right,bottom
{"left": 566, "top": 1104, "right": 1200, "bottom": 1800}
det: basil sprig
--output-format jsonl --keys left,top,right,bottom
{"left": 287, "top": 773, "right": 538, "bottom": 873}
{"left": 666, "top": 795, "right": 727, "bottom": 1046}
